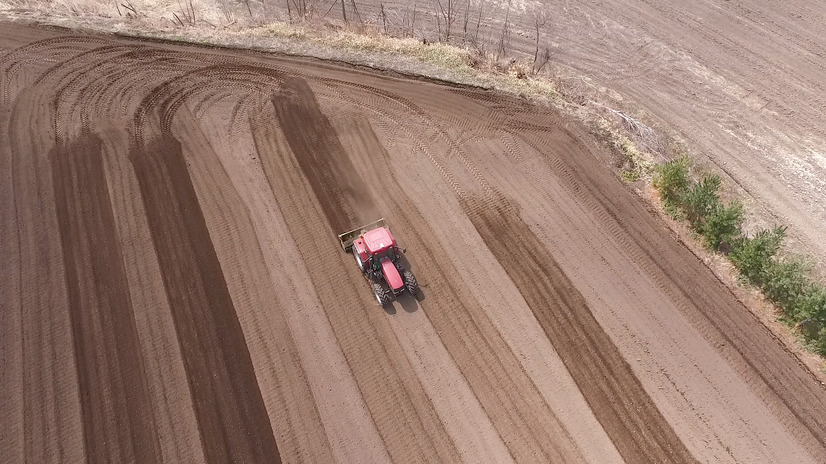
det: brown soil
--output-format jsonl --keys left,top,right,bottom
{"left": 2, "top": 23, "right": 825, "bottom": 463}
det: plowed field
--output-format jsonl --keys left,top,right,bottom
{"left": 2, "top": 24, "right": 825, "bottom": 463}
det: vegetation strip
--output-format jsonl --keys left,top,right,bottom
{"left": 653, "top": 157, "right": 826, "bottom": 355}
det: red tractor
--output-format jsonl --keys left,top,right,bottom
{"left": 339, "top": 219, "right": 418, "bottom": 306}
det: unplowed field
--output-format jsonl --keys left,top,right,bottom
{"left": 2, "top": 24, "right": 825, "bottom": 463}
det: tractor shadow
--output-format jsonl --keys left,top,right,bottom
{"left": 383, "top": 292, "right": 422, "bottom": 315}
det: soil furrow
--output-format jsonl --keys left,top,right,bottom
{"left": 272, "top": 76, "right": 379, "bottom": 231}
{"left": 517, "top": 129, "right": 826, "bottom": 461}
{"left": 173, "top": 104, "right": 335, "bottom": 462}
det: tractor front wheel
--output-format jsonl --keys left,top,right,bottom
{"left": 403, "top": 270, "right": 418, "bottom": 296}
{"left": 372, "top": 282, "right": 393, "bottom": 306}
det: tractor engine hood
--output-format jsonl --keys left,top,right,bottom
{"left": 380, "top": 258, "right": 404, "bottom": 292}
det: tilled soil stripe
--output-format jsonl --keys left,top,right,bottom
{"left": 130, "top": 132, "right": 281, "bottom": 464}
{"left": 341, "top": 117, "right": 584, "bottom": 462}
{"left": 464, "top": 195, "right": 698, "bottom": 464}
{"left": 272, "top": 76, "right": 378, "bottom": 232}
{"left": 253, "top": 100, "right": 461, "bottom": 463}
{"left": 173, "top": 104, "right": 335, "bottom": 462}
{"left": 51, "top": 131, "right": 162, "bottom": 464}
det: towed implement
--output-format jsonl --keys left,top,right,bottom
{"left": 339, "top": 219, "right": 418, "bottom": 306}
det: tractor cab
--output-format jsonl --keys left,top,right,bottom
{"left": 354, "top": 227, "right": 404, "bottom": 293}
{"left": 363, "top": 227, "right": 397, "bottom": 259}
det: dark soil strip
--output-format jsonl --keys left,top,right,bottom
{"left": 464, "top": 194, "right": 697, "bottom": 464}
{"left": 130, "top": 133, "right": 281, "bottom": 464}
{"left": 51, "top": 131, "right": 162, "bottom": 464}
{"left": 519, "top": 128, "right": 826, "bottom": 460}
{"left": 272, "top": 76, "right": 378, "bottom": 232}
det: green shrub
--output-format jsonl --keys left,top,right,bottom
{"left": 801, "top": 285, "right": 826, "bottom": 321}
{"left": 701, "top": 200, "right": 744, "bottom": 251}
{"left": 762, "top": 258, "right": 811, "bottom": 312}
{"left": 682, "top": 173, "right": 721, "bottom": 229}
{"left": 815, "top": 325, "right": 826, "bottom": 356}
{"left": 729, "top": 226, "right": 786, "bottom": 287}
{"left": 797, "top": 286, "right": 826, "bottom": 340}
{"left": 728, "top": 229, "right": 826, "bottom": 351}
{"left": 651, "top": 156, "right": 826, "bottom": 357}
{"left": 653, "top": 156, "right": 691, "bottom": 214}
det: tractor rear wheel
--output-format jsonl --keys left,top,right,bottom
{"left": 403, "top": 270, "right": 418, "bottom": 296}
{"left": 371, "top": 282, "right": 393, "bottom": 306}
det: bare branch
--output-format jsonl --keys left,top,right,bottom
{"left": 496, "top": 0, "right": 512, "bottom": 61}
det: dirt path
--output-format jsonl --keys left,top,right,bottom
{"left": 2, "top": 23, "right": 825, "bottom": 463}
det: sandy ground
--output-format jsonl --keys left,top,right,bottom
{"left": 2, "top": 24, "right": 826, "bottom": 463}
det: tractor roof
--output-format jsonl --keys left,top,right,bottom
{"left": 363, "top": 227, "right": 395, "bottom": 254}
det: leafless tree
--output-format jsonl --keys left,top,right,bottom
{"left": 496, "top": 0, "right": 512, "bottom": 61}
{"left": 286, "top": 0, "right": 316, "bottom": 22}
{"left": 346, "top": 0, "right": 362, "bottom": 25}
{"left": 173, "top": 0, "right": 195, "bottom": 25}
{"left": 115, "top": 0, "right": 138, "bottom": 18}
{"left": 471, "top": 0, "right": 484, "bottom": 45}
{"left": 399, "top": 3, "right": 418, "bottom": 37}
{"left": 434, "top": 0, "right": 458, "bottom": 41}
{"left": 531, "top": 8, "right": 551, "bottom": 74}
{"left": 408, "top": 4, "right": 418, "bottom": 36}
{"left": 462, "top": 0, "right": 469, "bottom": 39}
{"left": 379, "top": 3, "right": 389, "bottom": 34}
{"left": 464, "top": 0, "right": 487, "bottom": 57}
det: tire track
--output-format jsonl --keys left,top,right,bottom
{"left": 481, "top": 127, "right": 780, "bottom": 462}
{"left": 272, "top": 76, "right": 378, "bottom": 231}
{"left": 219, "top": 100, "right": 392, "bottom": 464}
{"left": 0, "top": 107, "right": 24, "bottom": 464}
{"left": 6, "top": 84, "right": 86, "bottom": 464}
{"left": 308, "top": 73, "right": 696, "bottom": 462}
{"left": 4, "top": 24, "right": 826, "bottom": 464}
{"left": 97, "top": 121, "right": 207, "bottom": 464}
{"left": 172, "top": 104, "right": 334, "bottom": 462}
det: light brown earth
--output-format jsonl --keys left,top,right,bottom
{"left": 2, "top": 24, "right": 825, "bottom": 463}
